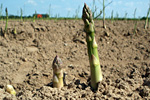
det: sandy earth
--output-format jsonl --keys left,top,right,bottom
{"left": 0, "top": 20, "right": 150, "bottom": 100}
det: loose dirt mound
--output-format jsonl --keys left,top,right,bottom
{"left": 0, "top": 20, "right": 150, "bottom": 100}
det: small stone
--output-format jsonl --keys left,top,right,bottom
{"left": 134, "top": 56, "right": 140, "bottom": 60}
{"left": 22, "top": 58, "right": 27, "bottom": 62}
{"left": 6, "top": 85, "right": 16, "bottom": 95}
{"left": 105, "top": 31, "right": 110, "bottom": 37}
{"left": 77, "top": 84, "right": 82, "bottom": 89}
{"left": 68, "top": 65, "right": 74, "bottom": 69}
{"left": 139, "top": 45, "right": 145, "bottom": 49}
{"left": 64, "top": 43, "right": 68, "bottom": 46}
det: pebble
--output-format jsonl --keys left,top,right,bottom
{"left": 64, "top": 43, "right": 68, "bottom": 46}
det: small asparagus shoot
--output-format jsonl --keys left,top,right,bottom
{"left": 82, "top": 3, "right": 103, "bottom": 90}
{"left": 52, "top": 56, "right": 63, "bottom": 88}
{"left": 4, "top": 8, "right": 8, "bottom": 37}
{"left": 111, "top": 10, "right": 114, "bottom": 24}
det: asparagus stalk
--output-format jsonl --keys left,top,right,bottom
{"left": 52, "top": 56, "right": 63, "bottom": 88}
{"left": 111, "top": 10, "right": 114, "bottom": 24}
{"left": 4, "top": 8, "right": 8, "bottom": 37}
{"left": 33, "top": 10, "right": 37, "bottom": 22}
{"left": 20, "top": 8, "right": 23, "bottom": 21}
{"left": 145, "top": 7, "right": 150, "bottom": 29}
{"left": 133, "top": 8, "right": 137, "bottom": 19}
{"left": 124, "top": 12, "right": 128, "bottom": 20}
{"left": 82, "top": 3, "right": 103, "bottom": 90}
{"left": 103, "top": 0, "right": 106, "bottom": 29}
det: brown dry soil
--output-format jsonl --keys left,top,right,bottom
{"left": 0, "top": 20, "right": 150, "bottom": 100}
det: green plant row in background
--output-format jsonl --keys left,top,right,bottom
{"left": 0, "top": 15, "right": 149, "bottom": 20}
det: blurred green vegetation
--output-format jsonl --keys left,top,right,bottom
{"left": 0, "top": 14, "right": 149, "bottom": 21}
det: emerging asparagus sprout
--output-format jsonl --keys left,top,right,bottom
{"left": 6, "top": 85, "right": 16, "bottom": 95}
{"left": 52, "top": 56, "right": 63, "bottom": 88}
{"left": 82, "top": 3, "right": 103, "bottom": 90}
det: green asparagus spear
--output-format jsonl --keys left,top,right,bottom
{"left": 52, "top": 56, "right": 63, "bottom": 88}
{"left": 82, "top": 3, "right": 103, "bottom": 90}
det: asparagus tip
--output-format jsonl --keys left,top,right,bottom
{"left": 52, "top": 55, "right": 62, "bottom": 69}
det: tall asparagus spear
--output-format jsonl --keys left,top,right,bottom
{"left": 52, "top": 56, "right": 63, "bottom": 88}
{"left": 82, "top": 3, "right": 103, "bottom": 90}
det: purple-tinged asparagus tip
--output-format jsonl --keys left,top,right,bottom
{"left": 52, "top": 55, "right": 63, "bottom": 70}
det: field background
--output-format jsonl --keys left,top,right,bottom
{"left": 0, "top": 19, "right": 150, "bottom": 99}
